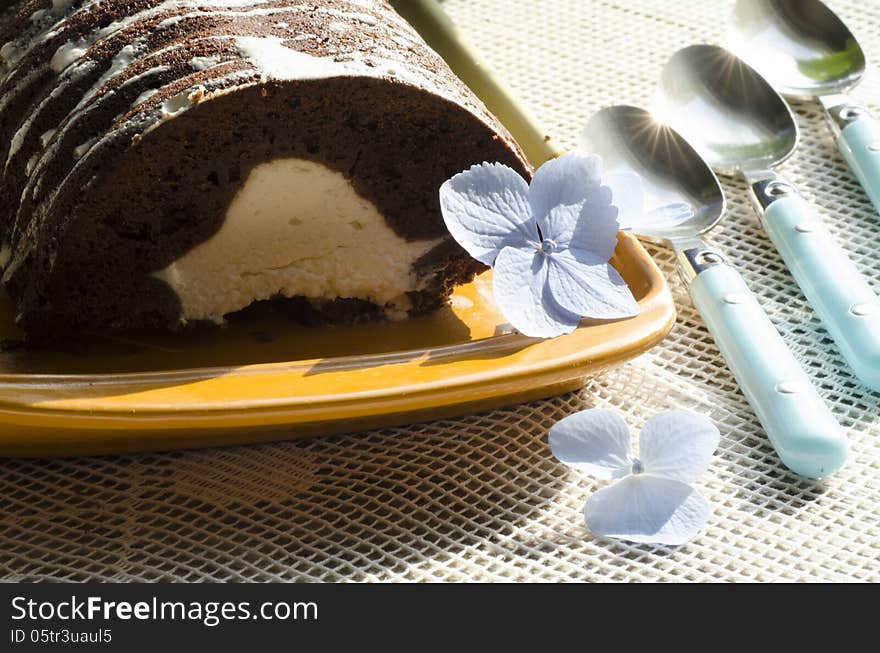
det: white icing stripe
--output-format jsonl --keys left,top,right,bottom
{"left": 39, "top": 0, "right": 398, "bottom": 79}
{"left": 138, "top": 66, "right": 250, "bottom": 137}
{"left": 233, "top": 35, "right": 453, "bottom": 98}
{"left": 1, "top": 0, "right": 271, "bottom": 76}
{"left": 154, "top": 5, "right": 312, "bottom": 28}
{"left": 0, "top": 2, "right": 384, "bottom": 143}
{"left": 25, "top": 154, "right": 38, "bottom": 176}
{"left": 9, "top": 30, "right": 228, "bottom": 171}
{"left": 122, "top": 66, "right": 172, "bottom": 93}
{"left": 235, "top": 35, "right": 371, "bottom": 79}
{"left": 21, "top": 35, "right": 237, "bottom": 191}
{"left": 47, "top": 2, "right": 258, "bottom": 75}
{"left": 17, "top": 67, "right": 254, "bottom": 247}
{"left": 4, "top": 37, "right": 148, "bottom": 166}
{"left": 0, "top": 0, "right": 423, "bottom": 117}
{"left": 131, "top": 87, "right": 160, "bottom": 108}
{"left": 50, "top": 36, "right": 90, "bottom": 72}
{"left": 190, "top": 54, "right": 222, "bottom": 70}
{"left": 2, "top": 0, "right": 101, "bottom": 71}
{"left": 5, "top": 74, "right": 94, "bottom": 166}
{"left": 72, "top": 137, "right": 97, "bottom": 159}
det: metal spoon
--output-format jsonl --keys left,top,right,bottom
{"left": 729, "top": 0, "right": 880, "bottom": 214}
{"left": 581, "top": 105, "right": 847, "bottom": 478}
{"left": 657, "top": 44, "right": 880, "bottom": 392}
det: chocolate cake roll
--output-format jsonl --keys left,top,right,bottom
{"left": 0, "top": 0, "right": 529, "bottom": 339}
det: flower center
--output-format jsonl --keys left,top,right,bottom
{"left": 540, "top": 239, "right": 558, "bottom": 255}
{"left": 631, "top": 458, "right": 643, "bottom": 475}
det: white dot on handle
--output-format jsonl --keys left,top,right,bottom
{"left": 867, "top": 143, "right": 880, "bottom": 152}
{"left": 722, "top": 293, "right": 747, "bottom": 305}
{"left": 795, "top": 223, "right": 816, "bottom": 233}
{"left": 850, "top": 303, "right": 880, "bottom": 317}
{"left": 775, "top": 381, "right": 803, "bottom": 394}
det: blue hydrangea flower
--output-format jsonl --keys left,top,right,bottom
{"left": 439, "top": 153, "right": 639, "bottom": 338}
{"left": 549, "top": 409, "right": 720, "bottom": 545}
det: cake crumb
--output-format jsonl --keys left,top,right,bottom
{"left": 188, "top": 86, "right": 206, "bottom": 103}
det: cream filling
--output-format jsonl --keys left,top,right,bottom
{"left": 154, "top": 158, "right": 441, "bottom": 323}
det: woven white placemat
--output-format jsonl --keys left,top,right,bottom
{"left": 2, "top": 0, "right": 879, "bottom": 582}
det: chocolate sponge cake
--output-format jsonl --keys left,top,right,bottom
{"left": 0, "top": 0, "right": 529, "bottom": 339}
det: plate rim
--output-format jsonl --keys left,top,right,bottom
{"left": 0, "top": 233, "right": 674, "bottom": 452}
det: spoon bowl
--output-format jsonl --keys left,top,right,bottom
{"left": 656, "top": 44, "right": 798, "bottom": 174}
{"left": 727, "top": 0, "right": 880, "bottom": 217}
{"left": 580, "top": 105, "right": 724, "bottom": 245}
{"left": 730, "top": 0, "right": 865, "bottom": 99}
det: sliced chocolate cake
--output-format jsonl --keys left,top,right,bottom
{"left": 0, "top": 0, "right": 529, "bottom": 340}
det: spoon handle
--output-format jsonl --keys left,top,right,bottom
{"left": 749, "top": 177, "right": 880, "bottom": 391}
{"left": 823, "top": 96, "right": 880, "bottom": 215}
{"left": 685, "top": 253, "right": 848, "bottom": 478}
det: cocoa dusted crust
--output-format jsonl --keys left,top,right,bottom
{"left": 0, "top": 1, "right": 531, "bottom": 341}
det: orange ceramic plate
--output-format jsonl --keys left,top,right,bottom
{"left": 0, "top": 233, "right": 673, "bottom": 456}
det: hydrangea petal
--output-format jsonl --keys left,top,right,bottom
{"left": 549, "top": 409, "right": 632, "bottom": 479}
{"left": 529, "top": 153, "right": 602, "bottom": 246}
{"left": 439, "top": 162, "right": 536, "bottom": 265}
{"left": 604, "top": 170, "right": 646, "bottom": 231}
{"left": 569, "top": 184, "right": 620, "bottom": 260}
{"left": 541, "top": 203, "right": 585, "bottom": 250}
{"left": 492, "top": 246, "right": 581, "bottom": 338}
{"left": 639, "top": 411, "right": 720, "bottom": 484}
{"left": 546, "top": 249, "right": 638, "bottom": 319}
{"left": 605, "top": 171, "right": 695, "bottom": 233}
{"left": 584, "top": 475, "right": 710, "bottom": 545}
{"left": 645, "top": 203, "right": 695, "bottom": 229}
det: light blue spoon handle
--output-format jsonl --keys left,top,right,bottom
{"left": 689, "top": 261, "right": 848, "bottom": 478}
{"left": 761, "top": 193, "right": 880, "bottom": 391}
{"left": 837, "top": 112, "right": 880, "bottom": 214}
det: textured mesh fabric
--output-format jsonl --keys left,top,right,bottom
{"left": 2, "top": 0, "right": 879, "bottom": 582}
